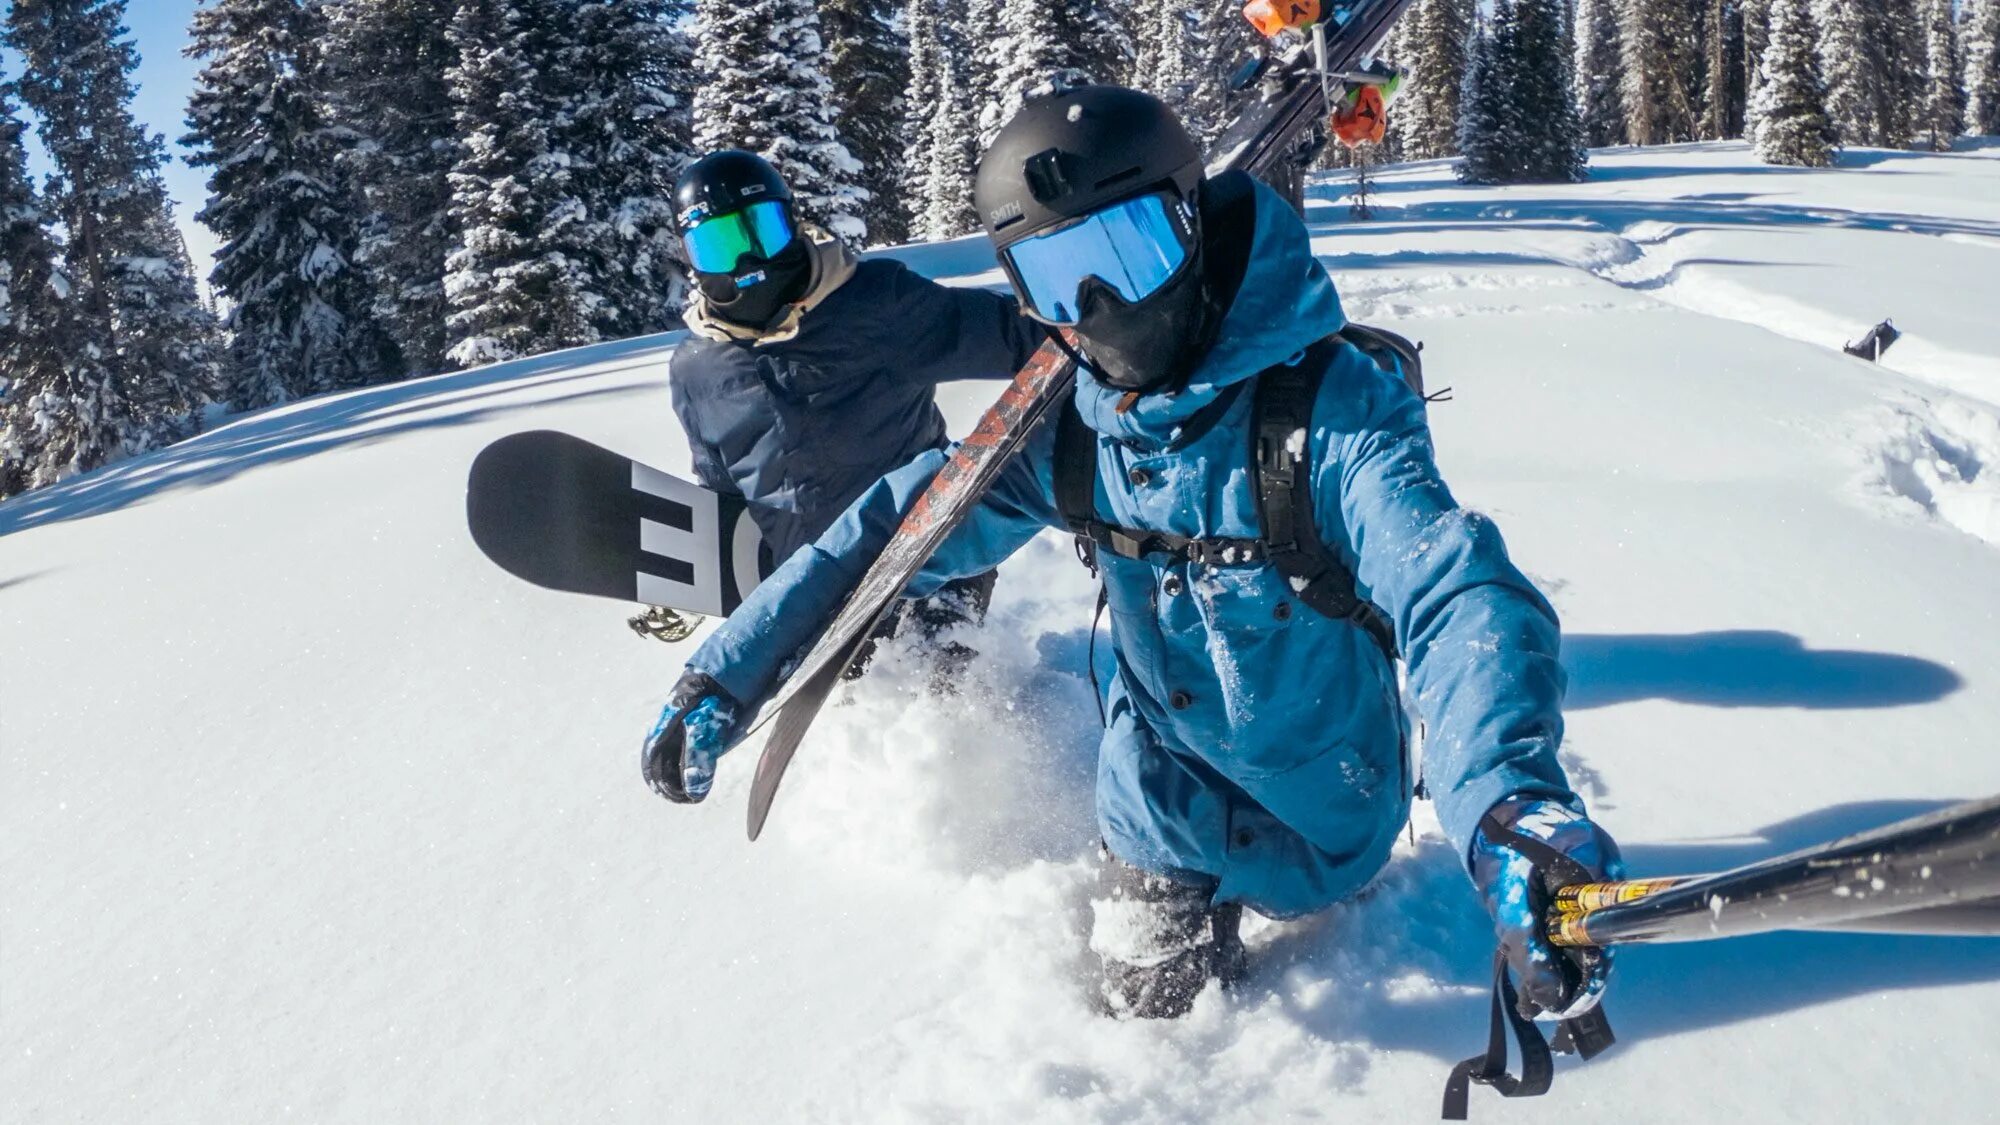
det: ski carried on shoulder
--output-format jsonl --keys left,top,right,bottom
{"left": 739, "top": 0, "right": 1421, "bottom": 841}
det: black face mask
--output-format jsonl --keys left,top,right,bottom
{"left": 1066, "top": 172, "right": 1258, "bottom": 395}
{"left": 698, "top": 236, "right": 812, "bottom": 331}
{"left": 1071, "top": 236, "right": 1221, "bottom": 394}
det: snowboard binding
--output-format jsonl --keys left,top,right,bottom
{"left": 629, "top": 605, "right": 703, "bottom": 644}
{"left": 1239, "top": 0, "right": 1404, "bottom": 149}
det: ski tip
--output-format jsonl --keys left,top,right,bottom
{"left": 746, "top": 795, "right": 769, "bottom": 842}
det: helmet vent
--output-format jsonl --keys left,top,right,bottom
{"left": 1093, "top": 165, "right": 1142, "bottom": 191}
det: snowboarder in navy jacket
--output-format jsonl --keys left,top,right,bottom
{"left": 667, "top": 150, "right": 1045, "bottom": 641}
{"left": 647, "top": 94, "right": 1624, "bottom": 1023}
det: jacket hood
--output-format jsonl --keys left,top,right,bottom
{"left": 682, "top": 225, "right": 858, "bottom": 345}
{"left": 1075, "top": 179, "right": 1347, "bottom": 449}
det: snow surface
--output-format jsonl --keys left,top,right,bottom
{"left": 5, "top": 141, "right": 2000, "bottom": 1123}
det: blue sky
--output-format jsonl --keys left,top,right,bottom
{"left": 7, "top": 1, "right": 216, "bottom": 275}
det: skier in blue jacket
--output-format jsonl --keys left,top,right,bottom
{"left": 645, "top": 90, "right": 1623, "bottom": 1023}
{"left": 666, "top": 150, "right": 1045, "bottom": 644}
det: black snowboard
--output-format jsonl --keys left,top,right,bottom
{"left": 466, "top": 430, "right": 771, "bottom": 616}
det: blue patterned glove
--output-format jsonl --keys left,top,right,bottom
{"left": 1471, "top": 797, "right": 1625, "bottom": 1021}
{"left": 642, "top": 671, "right": 740, "bottom": 803}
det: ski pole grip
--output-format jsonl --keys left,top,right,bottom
{"left": 1546, "top": 878, "right": 1688, "bottom": 947}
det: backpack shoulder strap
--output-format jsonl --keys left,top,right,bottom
{"left": 1053, "top": 393, "right": 1106, "bottom": 574}
{"left": 1254, "top": 339, "right": 1398, "bottom": 659}
{"left": 1053, "top": 392, "right": 1096, "bottom": 533}
{"left": 1338, "top": 322, "right": 1425, "bottom": 398}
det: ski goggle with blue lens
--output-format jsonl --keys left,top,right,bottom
{"left": 680, "top": 200, "right": 797, "bottom": 274}
{"left": 1000, "top": 191, "right": 1197, "bottom": 325}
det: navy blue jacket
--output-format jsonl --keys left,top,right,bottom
{"left": 669, "top": 257, "right": 1045, "bottom": 559}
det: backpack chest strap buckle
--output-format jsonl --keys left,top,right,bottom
{"left": 1185, "top": 537, "right": 1267, "bottom": 566}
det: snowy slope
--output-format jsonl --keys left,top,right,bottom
{"left": 5, "top": 141, "right": 1999, "bottom": 1124}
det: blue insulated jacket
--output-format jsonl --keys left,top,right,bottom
{"left": 690, "top": 181, "right": 1580, "bottom": 918}
{"left": 670, "top": 255, "right": 1045, "bottom": 560}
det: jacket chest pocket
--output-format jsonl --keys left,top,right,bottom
{"left": 1185, "top": 564, "right": 1296, "bottom": 636}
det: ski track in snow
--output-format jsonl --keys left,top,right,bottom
{"left": 6, "top": 141, "right": 2000, "bottom": 1124}
{"left": 1314, "top": 144, "right": 2000, "bottom": 411}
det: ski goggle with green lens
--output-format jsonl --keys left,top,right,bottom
{"left": 680, "top": 200, "right": 797, "bottom": 274}
{"left": 1000, "top": 191, "right": 1197, "bottom": 325}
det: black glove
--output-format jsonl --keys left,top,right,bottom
{"left": 641, "top": 671, "right": 739, "bottom": 804}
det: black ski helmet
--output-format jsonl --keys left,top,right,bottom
{"left": 674, "top": 149, "right": 812, "bottom": 330}
{"left": 974, "top": 85, "right": 1204, "bottom": 250}
{"left": 674, "top": 149, "right": 794, "bottom": 235}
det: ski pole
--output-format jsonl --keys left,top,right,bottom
{"left": 1546, "top": 794, "right": 2000, "bottom": 947}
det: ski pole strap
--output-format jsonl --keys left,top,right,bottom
{"left": 1441, "top": 811, "right": 1619, "bottom": 1118}
{"left": 1442, "top": 952, "right": 1553, "bottom": 1120}
{"left": 1476, "top": 811, "right": 1600, "bottom": 892}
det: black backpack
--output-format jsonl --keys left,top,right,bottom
{"left": 1052, "top": 323, "right": 1426, "bottom": 661}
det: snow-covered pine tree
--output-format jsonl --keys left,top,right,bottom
{"left": 959, "top": 0, "right": 1002, "bottom": 122}
{"left": 1458, "top": 0, "right": 1587, "bottom": 182}
{"left": 1700, "top": 0, "right": 1743, "bottom": 136}
{"left": 1877, "top": 0, "right": 1927, "bottom": 144}
{"left": 557, "top": 0, "right": 698, "bottom": 336}
{"left": 898, "top": 0, "right": 979, "bottom": 240}
{"left": 1971, "top": 0, "right": 2000, "bottom": 133}
{"left": 1742, "top": 0, "right": 1772, "bottom": 135}
{"left": 691, "top": 0, "right": 868, "bottom": 241}
{"left": 1512, "top": 0, "right": 1591, "bottom": 179}
{"left": 822, "top": 0, "right": 910, "bottom": 243}
{"left": 920, "top": 53, "right": 981, "bottom": 238}
{"left": 1728, "top": 0, "right": 1750, "bottom": 133}
{"left": 978, "top": 0, "right": 1130, "bottom": 142}
{"left": 5, "top": 0, "right": 220, "bottom": 459}
{"left": 443, "top": 0, "right": 598, "bottom": 366}
{"left": 1457, "top": 14, "right": 1515, "bottom": 181}
{"left": 322, "top": 0, "right": 458, "bottom": 376}
{"left": 0, "top": 86, "right": 116, "bottom": 498}
{"left": 1066, "top": 0, "right": 1135, "bottom": 93}
{"left": 898, "top": 0, "right": 944, "bottom": 233}
{"left": 1178, "top": 0, "right": 1260, "bottom": 147}
{"left": 1130, "top": 0, "right": 1164, "bottom": 93}
{"left": 1918, "top": 0, "right": 1967, "bottom": 148}
{"left": 1622, "top": 0, "right": 1702, "bottom": 142}
{"left": 1132, "top": 0, "right": 1196, "bottom": 105}
{"left": 981, "top": 0, "right": 1080, "bottom": 140}
{"left": 1394, "top": 0, "right": 1476, "bottom": 158}
{"left": 0, "top": 91, "right": 55, "bottom": 403}
{"left": 112, "top": 192, "right": 220, "bottom": 438}
{"left": 1574, "top": 0, "right": 1627, "bottom": 145}
{"left": 1816, "top": 0, "right": 1889, "bottom": 146}
{"left": 1751, "top": 0, "right": 1836, "bottom": 163}
{"left": 186, "top": 0, "right": 400, "bottom": 410}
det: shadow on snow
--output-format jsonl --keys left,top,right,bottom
{"left": 1564, "top": 630, "right": 1963, "bottom": 711}
{"left": 0, "top": 335, "right": 682, "bottom": 540}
